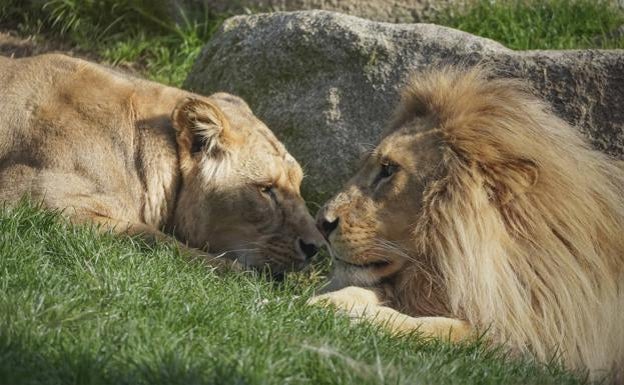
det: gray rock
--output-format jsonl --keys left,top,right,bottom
{"left": 169, "top": 0, "right": 455, "bottom": 23}
{"left": 186, "top": 11, "right": 624, "bottom": 202}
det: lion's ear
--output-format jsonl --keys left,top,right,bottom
{"left": 172, "top": 98, "right": 238, "bottom": 158}
{"left": 482, "top": 158, "right": 539, "bottom": 205}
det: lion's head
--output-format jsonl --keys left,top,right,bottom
{"left": 317, "top": 67, "right": 624, "bottom": 375}
{"left": 171, "top": 93, "right": 324, "bottom": 274}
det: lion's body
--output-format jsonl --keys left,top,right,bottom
{"left": 313, "top": 67, "right": 624, "bottom": 381}
{"left": 0, "top": 54, "right": 323, "bottom": 271}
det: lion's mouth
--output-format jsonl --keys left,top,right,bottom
{"left": 334, "top": 256, "right": 391, "bottom": 269}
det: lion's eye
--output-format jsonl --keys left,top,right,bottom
{"left": 372, "top": 162, "right": 398, "bottom": 189}
{"left": 379, "top": 163, "right": 398, "bottom": 179}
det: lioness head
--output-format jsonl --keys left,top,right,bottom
{"left": 171, "top": 93, "right": 324, "bottom": 274}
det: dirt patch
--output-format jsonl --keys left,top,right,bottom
{"left": 0, "top": 29, "right": 144, "bottom": 77}
{"left": 0, "top": 30, "right": 94, "bottom": 59}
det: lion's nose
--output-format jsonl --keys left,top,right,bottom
{"left": 317, "top": 216, "right": 339, "bottom": 240}
{"left": 297, "top": 238, "right": 319, "bottom": 260}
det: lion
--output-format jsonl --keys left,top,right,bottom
{"left": 0, "top": 53, "right": 324, "bottom": 274}
{"left": 310, "top": 67, "right": 624, "bottom": 381}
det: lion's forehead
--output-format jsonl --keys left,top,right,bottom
{"left": 377, "top": 129, "right": 442, "bottom": 169}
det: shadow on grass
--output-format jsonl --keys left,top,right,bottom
{"left": 0, "top": 330, "right": 253, "bottom": 385}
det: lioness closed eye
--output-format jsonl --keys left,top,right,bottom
{"left": 0, "top": 54, "right": 323, "bottom": 274}
{"left": 309, "top": 67, "right": 624, "bottom": 381}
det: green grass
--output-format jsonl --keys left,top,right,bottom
{"left": 432, "top": 0, "right": 624, "bottom": 50}
{"left": 0, "top": 201, "right": 589, "bottom": 385}
{"left": 0, "top": 0, "right": 226, "bottom": 86}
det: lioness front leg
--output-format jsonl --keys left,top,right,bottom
{"left": 73, "top": 213, "right": 242, "bottom": 272}
{"left": 309, "top": 286, "right": 472, "bottom": 342}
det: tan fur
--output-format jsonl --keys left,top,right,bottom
{"left": 311, "top": 67, "right": 624, "bottom": 381}
{"left": 308, "top": 286, "right": 470, "bottom": 341}
{"left": 0, "top": 54, "right": 323, "bottom": 273}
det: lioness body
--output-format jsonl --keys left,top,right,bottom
{"left": 313, "top": 67, "right": 624, "bottom": 381}
{"left": 0, "top": 54, "right": 323, "bottom": 271}
{"left": 0, "top": 54, "right": 180, "bottom": 230}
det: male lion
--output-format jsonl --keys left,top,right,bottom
{"left": 0, "top": 53, "right": 324, "bottom": 273}
{"left": 311, "top": 67, "right": 624, "bottom": 380}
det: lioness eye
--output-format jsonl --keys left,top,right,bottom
{"left": 260, "top": 184, "right": 277, "bottom": 201}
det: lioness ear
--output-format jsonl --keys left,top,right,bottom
{"left": 172, "top": 98, "right": 237, "bottom": 158}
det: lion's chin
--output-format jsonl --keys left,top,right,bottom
{"left": 319, "top": 255, "right": 399, "bottom": 292}
{"left": 334, "top": 256, "right": 391, "bottom": 270}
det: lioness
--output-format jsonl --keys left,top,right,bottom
{"left": 0, "top": 53, "right": 324, "bottom": 273}
{"left": 310, "top": 67, "right": 624, "bottom": 380}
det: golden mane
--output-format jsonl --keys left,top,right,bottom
{"left": 397, "top": 67, "right": 624, "bottom": 376}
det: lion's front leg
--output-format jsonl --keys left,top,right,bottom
{"left": 307, "top": 286, "right": 383, "bottom": 309}
{"left": 308, "top": 286, "right": 472, "bottom": 342}
{"left": 348, "top": 305, "right": 472, "bottom": 342}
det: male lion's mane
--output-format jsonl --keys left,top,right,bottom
{"left": 393, "top": 67, "right": 624, "bottom": 376}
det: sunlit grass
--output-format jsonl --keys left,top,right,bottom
{"left": 432, "top": 0, "right": 624, "bottom": 50}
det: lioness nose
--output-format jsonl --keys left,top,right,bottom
{"left": 318, "top": 216, "right": 339, "bottom": 239}
{"left": 298, "top": 238, "right": 319, "bottom": 260}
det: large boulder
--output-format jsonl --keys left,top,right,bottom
{"left": 186, "top": 11, "right": 624, "bottom": 202}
